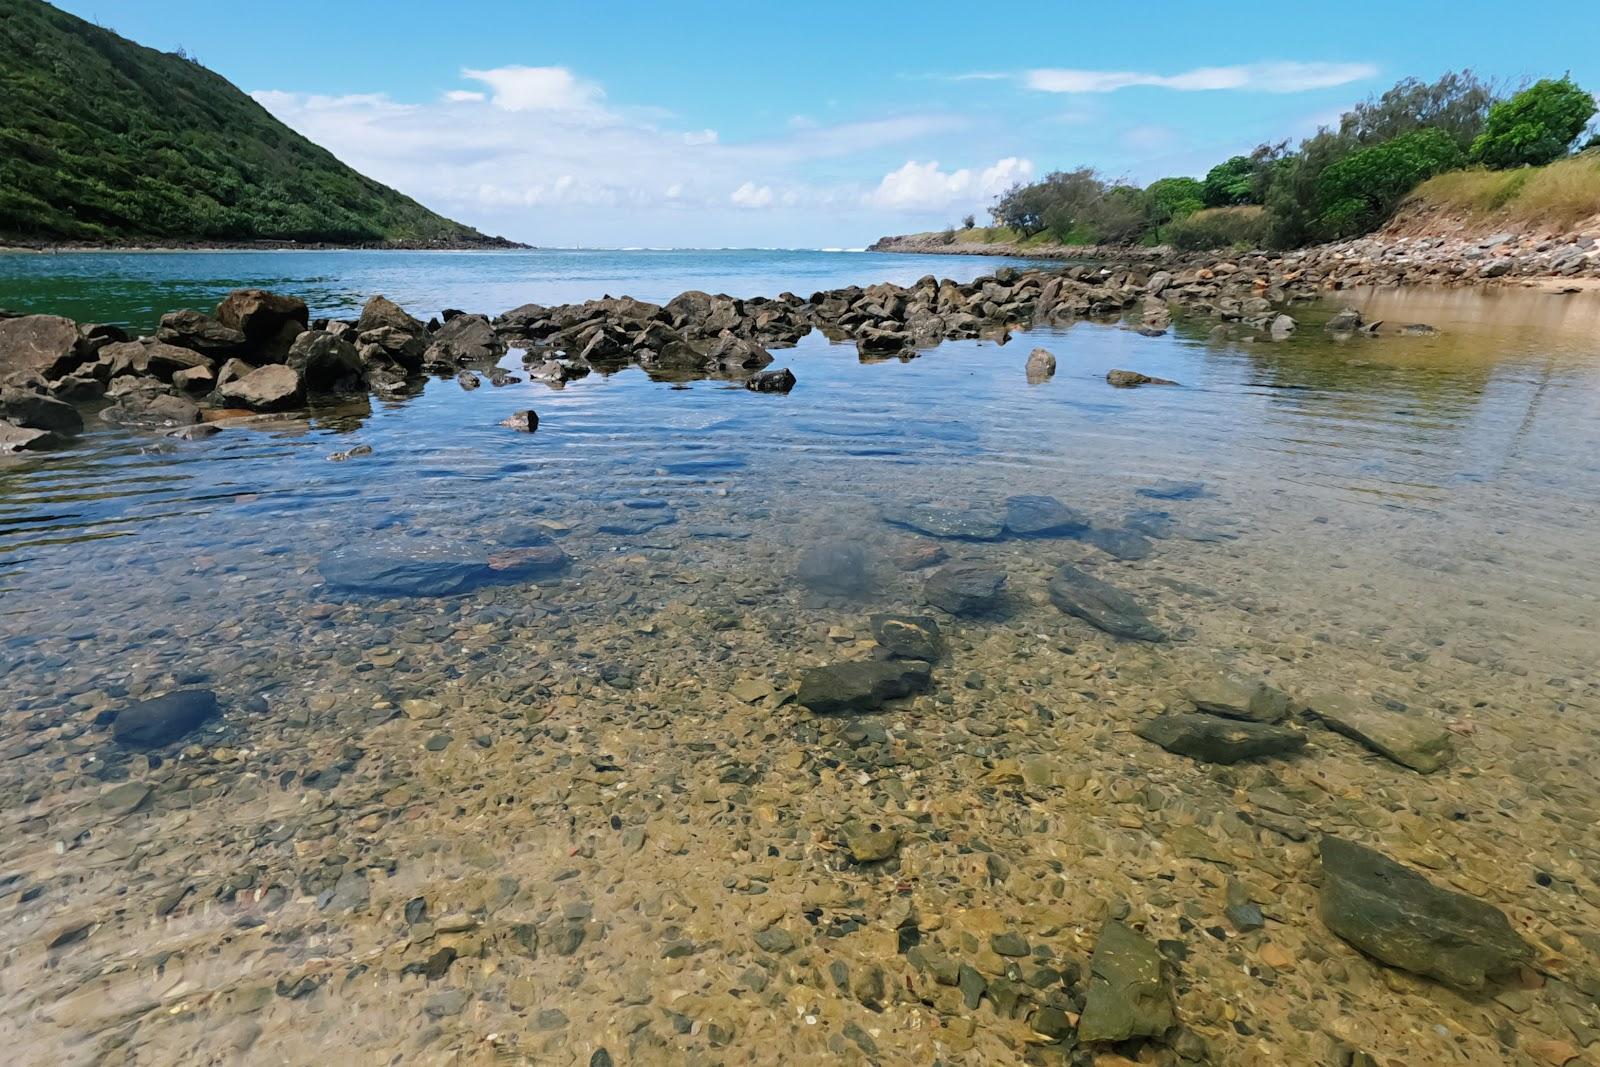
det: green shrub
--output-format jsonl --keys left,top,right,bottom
{"left": 1164, "top": 207, "right": 1268, "bottom": 250}
{"left": 1313, "top": 128, "right": 1465, "bottom": 237}
{"left": 1470, "top": 77, "right": 1597, "bottom": 168}
{"left": 1202, "top": 156, "right": 1257, "bottom": 207}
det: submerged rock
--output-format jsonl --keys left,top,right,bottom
{"left": 1136, "top": 712, "right": 1306, "bottom": 763}
{"left": 318, "top": 547, "right": 566, "bottom": 598}
{"left": 796, "top": 660, "right": 932, "bottom": 714}
{"left": 796, "top": 539, "right": 870, "bottom": 595}
{"left": 1003, "top": 494, "right": 1087, "bottom": 537}
{"left": 1304, "top": 693, "right": 1454, "bottom": 773}
{"left": 1318, "top": 836, "right": 1532, "bottom": 991}
{"left": 1106, "top": 369, "right": 1177, "bottom": 388}
{"left": 0, "top": 387, "right": 83, "bottom": 435}
{"left": 1136, "top": 479, "right": 1206, "bottom": 501}
{"left": 1077, "top": 921, "right": 1176, "bottom": 1044}
{"left": 113, "top": 689, "right": 220, "bottom": 747}
{"left": 1080, "top": 524, "right": 1154, "bottom": 561}
{"left": 1047, "top": 564, "right": 1163, "bottom": 641}
{"left": 869, "top": 613, "right": 943, "bottom": 661}
{"left": 1186, "top": 672, "right": 1291, "bottom": 724}
{"left": 883, "top": 503, "right": 1003, "bottom": 541}
{"left": 923, "top": 561, "right": 1005, "bottom": 616}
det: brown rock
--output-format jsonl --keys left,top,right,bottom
{"left": 0, "top": 315, "right": 84, "bottom": 383}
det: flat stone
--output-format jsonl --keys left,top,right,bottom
{"left": 843, "top": 826, "right": 900, "bottom": 863}
{"left": 1186, "top": 673, "right": 1291, "bottom": 723}
{"left": 1106, "top": 369, "right": 1177, "bottom": 388}
{"left": 0, "top": 420, "right": 62, "bottom": 453}
{"left": 1137, "top": 479, "right": 1206, "bottom": 500}
{"left": 796, "top": 660, "right": 931, "bottom": 714}
{"left": 1136, "top": 713, "right": 1306, "bottom": 763}
{"left": 795, "top": 539, "right": 869, "bottom": 595}
{"left": 113, "top": 689, "right": 220, "bottom": 748}
{"left": 924, "top": 561, "right": 1005, "bottom": 616}
{"left": 882, "top": 503, "right": 1003, "bottom": 541}
{"left": 1318, "top": 836, "right": 1533, "bottom": 991}
{"left": 1003, "top": 494, "right": 1088, "bottom": 537}
{"left": 318, "top": 548, "right": 565, "bottom": 598}
{"left": 1048, "top": 564, "right": 1163, "bottom": 641}
{"left": 1080, "top": 525, "right": 1154, "bottom": 561}
{"left": 869, "top": 613, "right": 943, "bottom": 661}
{"left": 1304, "top": 693, "right": 1454, "bottom": 773}
{"left": 1077, "top": 921, "right": 1176, "bottom": 1043}
{"left": 97, "top": 781, "right": 152, "bottom": 815}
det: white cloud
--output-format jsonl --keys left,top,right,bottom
{"left": 1026, "top": 61, "right": 1378, "bottom": 94}
{"left": 730, "top": 182, "right": 774, "bottom": 209}
{"left": 867, "top": 157, "right": 1034, "bottom": 212}
{"left": 460, "top": 65, "right": 604, "bottom": 111}
{"left": 444, "top": 90, "right": 486, "bottom": 103}
{"left": 683, "top": 129, "right": 718, "bottom": 146}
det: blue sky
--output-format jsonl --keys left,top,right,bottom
{"left": 56, "top": 0, "right": 1600, "bottom": 247}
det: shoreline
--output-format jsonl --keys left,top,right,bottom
{"left": 0, "top": 237, "right": 531, "bottom": 255}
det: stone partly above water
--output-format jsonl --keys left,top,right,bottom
{"left": 112, "top": 689, "right": 220, "bottom": 748}
{"left": 1318, "top": 836, "right": 1533, "bottom": 991}
{"left": 882, "top": 503, "right": 1003, "bottom": 541}
{"left": 869, "top": 613, "right": 943, "bottom": 661}
{"left": 1304, "top": 692, "right": 1455, "bottom": 773}
{"left": 796, "top": 660, "right": 932, "bottom": 714}
{"left": 1106, "top": 369, "right": 1178, "bottom": 388}
{"left": 1136, "top": 712, "right": 1307, "bottom": 763}
{"left": 1077, "top": 921, "right": 1176, "bottom": 1044}
{"left": 1047, "top": 564, "right": 1163, "bottom": 641}
{"left": 1186, "top": 672, "right": 1291, "bottom": 723}
{"left": 923, "top": 561, "right": 1006, "bottom": 616}
{"left": 317, "top": 546, "right": 567, "bottom": 598}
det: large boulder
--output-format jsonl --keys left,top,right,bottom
{"left": 218, "top": 364, "right": 305, "bottom": 412}
{"left": 1003, "top": 494, "right": 1087, "bottom": 537}
{"left": 357, "top": 327, "right": 427, "bottom": 373}
{"left": 0, "top": 419, "right": 64, "bottom": 453}
{"left": 1318, "top": 836, "right": 1532, "bottom": 991}
{"left": 796, "top": 660, "right": 932, "bottom": 714}
{"left": 0, "top": 315, "right": 85, "bottom": 384}
{"left": 882, "top": 503, "right": 1003, "bottom": 541}
{"left": 923, "top": 561, "right": 1006, "bottom": 616}
{"left": 1135, "top": 712, "right": 1306, "bottom": 763}
{"left": 357, "top": 295, "right": 424, "bottom": 336}
{"left": 100, "top": 340, "right": 214, "bottom": 383}
{"left": 1048, "top": 564, "right": 1164, "bottom": 641}
{"left": 287, "top": 332, "right": 365, "bottom": 394}
{"left": 215, "top": 288, "right": 308, "bottom": 360}
{"left": 113, "top": 689, "right": 220, "bottom": 747}
{"left": 0, "top": 387, "right": 83, "bottom": 435}
{"left": 424, "top": 314, "right": 506, "bottom": 366}
{"left": 1077, "top": 921, "right": 1176, "bottom": 1044}
{"left": 100, "top": 391, "right": 202, "bottom": 429}
{"left": 156, "top": 310, "right": 247, "bottom": 357}
{"left": 1303, "top": 693, "right": 1454, "bottom": 773}
{"left": 795, "top": 539, "right": 870, "bottom": 596}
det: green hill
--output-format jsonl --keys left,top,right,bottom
{"left": 0, "top": 0, "right": 514, "bottom": 246}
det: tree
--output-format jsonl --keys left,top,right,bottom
{"left": 1470, "top": 77, "right": 1597, "bottom": 168}
{"left": 1339, "top": 70, "right": 1496, "bottom": 149}
{"left": 1314, "top": 128, "right": 1465, "bottom": 238}
{"left": 1143, "top": 176, "right": 1204, "bottom": 238}
{"left": 961, "top": 213, "right": 975, "bottom": 229}
{"left": 1202, "top": 156, "right": 1257, "bottom": 207}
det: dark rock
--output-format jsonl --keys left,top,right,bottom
{"left": 745, "top": 368, "right": 796, "bottom": 393}
{"left": 1024, "top": 347, "right": 1056, "bottom": 382}
{"left": 218, "top": 364, "right": 304, "bottom": 412}
{"left": 113, "top": 689, "right": 220, "bottom": 748}
{"left": 1003, "top": 494, "right": 1088, "bottom": 537}
{"left": 0, "top": 387, "right": 82, "bottom": 434}
{"left": 357, "top": 295, "right": 424, "bottom": 336}
{"left": 869, "top": 614, "right": 942, "bottom": 661}
{"left": 1325, "top": 307, "right": 1363, "bottom": 333}
{"left": 457, "top": 370, "right": 481, "bottom": 390}
{"left": 1136, "top": 479, "right": 1206, "bottom": 501}
{"left": 424, "top": 314, "right": 505, "bottom": 365}
{"left": 1047, "top": 564, "right": 1164, "bottom": 641}
{"left": 796, "top": 539, "right": 870, "bottom": 596}
{"left": 101, "top": 392, "right": 202, "bottom": 429}
{"left": 1081, "top": 524, "right": 1154, "bottom": 561}
{"left": 0, "top": 420, "right": 64, "bottom": 453}
{"left": 287, "top": 332, "right": 364, "bottom": 394}
{"left": 1186, "top": 673, "right": 1291, "bottom": 724}
{"left": 501, "top": 410, "right": 538, "bottom": 432}
{"left": 1106, "top": 369, "right": 1178, "bottom": 388}
{"left": 924, "top": 561, "right": 1005, "bottom": 616}
{"left": 0, "top": 315, "right": 85, "bottom": 384}
{"left": 156, "top": 309, "right": 247, "bottom": 357}
{"left": 215, "top": 289, "right": 308, "bottom": 359}
{"left": 796, "top": 660, "right": 932, "bottom": 714}
{"left": 1135, "top": 713, "right": 1306, "bottom": 763}
{"left": 1318, "top": 836, "right": 1533, "bottom": 991}
{"left": 1303, "top": 693, "right": 1454, "bottom": 773}
{"left": 883, "top": 503, "right": 1003, "bottom": 541}
{"left": 318, "top": 546, "right": 567, "bottom": 598}
{"left": 1077, "top": 920, "right": 1176, "bottom": 1043}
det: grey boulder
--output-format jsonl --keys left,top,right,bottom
{"left": 796, "top": 660, "right": 932, "bottom": 714}
{"left": 1136, "top": 712, "right": 1306, "bottom": 763}
{"left": 1047, "top": 564, "right": 1163, "bottom": 641}
{"left": 923, "top": 561, "right": 1005, "bottom": 616}
{"left": 1186, "top": 672, "right": 1291, "bottom": 724}
{"left": 1076, "top": 921, "right": 1176, "bottom": 1044}
{"left": 1304, "top": 693, "right": 1454, "bottom": 773}
{"left": 113, "top": 689, "right": 220, "bottom": 747}
{"left": 869, "top": 613, "right": 943, "bottom": 661}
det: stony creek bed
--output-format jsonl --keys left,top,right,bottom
{"left": 2, "top": 268, "right": 1600, "bottom": 1066}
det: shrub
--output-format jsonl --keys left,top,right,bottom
{"left": 1202, "top": 156, "right": 1257, "bottom": 207}
{"left": 1313, "top": 128, "right": 1465, "bottom": 237}
{"left": 1164, "top": 206, "right": 1268, "bottom": 250}
{"left": 1470, "top": 77, "right": 1597, "bottom": 168}
{"left": 961, "top": 213, "right": 975, "bottom": 229}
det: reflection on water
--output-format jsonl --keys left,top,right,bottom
{"left": 1, "top": 284, "right": 1599, "bottom": 1065}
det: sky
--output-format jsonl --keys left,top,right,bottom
{"left": 54, "top": 0, "right": 1600, "bottom": 248}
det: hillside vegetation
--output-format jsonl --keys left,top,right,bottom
{"left": 0, "top": 0, "right": 505, "bottom": 246}
{"left": 969, "top": 71, "right": 1599, "bottom": 251}
{"left": 1407, "top": 153, "right": 1600, "bottom": 232}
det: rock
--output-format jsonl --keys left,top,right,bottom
{"left": 1325, "top": 307, "right": 1363, "bottom": 333}
{"left": 1303, "top": 693, "right": 1454, "bottom": 773}
{"left": 1077, "top": 921, "right": 1176, "bottom": 1044}
{"left": 424, "top": 314, "right": 505, "bottom": 365}
{"left": 1318, "top": 836, "right": 1533, "bottom": 991}
{"left": 1398, "top": 322, "right": 1440, "bottom": 336}
{"left": 1269, "top": 313, "right": 1298, "bottom": 339}
{"left": 219, "top": 364, "right": 304, "bottom": 412}
{"left": 923, "top": 561, "right": 1005, "bottom": 616}
{"left": 1003, "top": 494, "right": 1087, "bottom": 537}
{"left": 795, "top": 540, "right": 870, "bottom": 596}
{"left": 796, "top": 660, "right": 932, "bottom": 714}
{"left": 869, "top": 614, "right": 942, "bottom": 661}
{"left": 1186, "top": 673, "right": 1291, "bottom": 723}
{"left": 100, "top": 392, "right": 202, "bottom": 429}
{"left": 1135, "top": 713, "right": 1306, "bottom": 763}
{"left": 358, "top": 327, "right": 427, "bottom": 373}
{"left": 0, "top": 387, "right": 82, "bottom": 434}
{"left": 745, "top": 368, "right": 796, "bottom": 393}
{"left": 525, "top": 358, "right": 588, "bottom": 384}
{"left": 156, "top": 309, "right": 247, "bottom": 357}
{"left": 358, "top": 295, "right": 424, "bottom": 336}
{"left": 882, "top": 503, "right": 1003, "bottom": 541}
{"left": 1136, "top": 479, "right": 1206, "bottom": 500}
{"left": 501, "top": 410, "right": 538, "bottom": 432}
{"left": 1145, "top": 270, "right": 1173, "bottom": 296}
{"left": 215, "top": 289, "right": 308, "bottom": 359}
{"left": 1025, "top": 347, "right": 1056, "bottom": 382}
{"left": 1106, "top": 369, "right": 1177, "bottom": 388}
{"left": 842, "top": 826, "right": 901, "bottom": 863}
{"left": 1080, "top": 525, "right": 1154, "bottom": 561}
{"left": 423, "top": 989, "right": 471, "bottom": 1017}
{"left": 318, "top": 548, "right": 566, "bottom": 598}
{"left": 753, "top": 927, "right": 796, "bottom": 953}
{"left": 0, "top": 315, "right": 85, "bottom": 383}
{"left": 855, "top": 324, "right": 912, "bottom": 355}
{"left": 457, "top": 370, "right": 481, "bottom": 390}
{"left": 97, "top": 781, "right": 152, "bottom": 815}
{"left": 171, "top": 364, "right": 216, "bottom": 393}
{"left": 113, "top": 689, "right": 220, "bottom": 748}
{"left": 1481, "top": 259, "right": 1513, "bottom": 278}
{"left": 0, "top": 419, "right": 63, "bottom": 453}
{"left": 287, "top": 332, "right": 364, "bottom": 394}
{"left": 1047, "top": 564, "right": 1163, "bottom": 641}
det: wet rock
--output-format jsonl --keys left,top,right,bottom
{"left": 1398, "top": 322, "right": 1439, "bottom": 336}
{"left": 1077, "top": 920, "right": 1176, "bottom": 1044}
{"left": 1303, "top": 693, "right": 1454, "bottom": 773}
{"left": 457, "top": 370, "right": 481, "bottom": 390}
{"left": 1136, "top": 712, "right": 1306, "bottom": 763}
{"left": 923, "top": 561, "right": 1005, "bottom": 616}
{"left": 745, "top": 368, "right": 796, "bottom": 393}
{"left": 113, "top": 689, "right": 220, "bottom": 748}
{"left": 424, "top": 314, "right": 505, "bottom": 365}
{"left": 101, "top": 392, "right": 202, "bottom": 429}
{"left": 0, "top": 419, "right": 63, "bottom": 453}
{"left": 97, "top": 781, "right": 152, "bottom": 815}
{"left": 1106, "top": 369, "right": 1177, "bottom": 388}
{"left": 525, "top": 357, "right": 588, "bottom": 384}
{"left": 0, "top": 387, "right": 82, "bottom": 435}
{"left": 1003, "top": 494, "right": 1088, "bottom": 537}
{"left": 842, "top": 826, "right": 901, "bottom": 863}
{"left": 883, "top": 502, "right": 1003, "bottom": 541}
{"left": 1048, "top": 564, "right": 1163, "bottom": 641}
{"left": 215, "top": 288, "right": 309, "bottom": 359}
{"left": 501, "top": 410, "right": 538, "bottom": 432}
{"left": 1186, "top": 673, "right": 1291, "bottom": 724}
{"left": 0, "top": 314, "right": 85, "bottom": 383}
{"left": 1080, "top": 524, "right": 1154, "bottom": 561}
{"left": 1325, "top": 307, "right": 1363, "bottom": 333}
{"left": 219, "top": 364, "right": 305, "bottom": 412}
{"left": 1269, "top": 313, "right": 1298, "bottom": 339}
{"left": 795, "top": 539, "right": 870, "bottom": 595}
{"left": 156, "top": 309, "right": 247, "bottom": 357}
{"left": 423, "top": 988, "right": 471, "bottom": 1017}
{"left": 1318, "top": 836, "right": 1533, "bottom": 991}
{"left": 869, "top": 613, "right": 942, "bottom": 661}
{"left": 287, "top": 332, "right": 364, "bottom": 394}
{"left": 318, "top": 548, "right": 567, "bottom": 598}
{"left": 357, "top": 295, "right": 424, "bottom": 336}
{"left": 1137, "top": 479, "right": 1206, "bottom": 500}
{"left": 1025, "top": 347, "right": 1056, "bottom": 382}
{"left": 891, "top": 542, "right": 947, "bottom": 571}
{"left": 796, "top": 660, "right": 932, "bottom": 714}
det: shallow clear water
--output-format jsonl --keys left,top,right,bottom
{"left": 2, "top": 264, "right": 1599, "bottom": 1066}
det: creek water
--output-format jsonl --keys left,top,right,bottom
{"left": 1, "top": 251, "right": 1598, "bottom": 1066}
